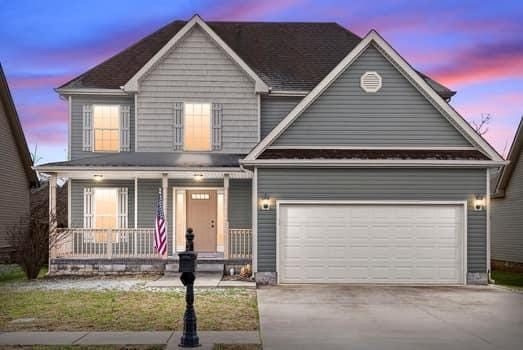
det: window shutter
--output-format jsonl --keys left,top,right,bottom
{"left": 82, "top": 105, "right": 93, "bottom": 151}
{"left": 120, "top": 105, "right": 130, "bottom": 152}
{"left": 212, "top": 103, "right": 222, "bottom": 150}
{"left": 83, "top": 188, "right": 93, "bottom": 229}
{"left": 117, "top": 188, "right": 128, "bottom": 229}
{"left": 173, "top": 102, "right": 184, "bottom": 150}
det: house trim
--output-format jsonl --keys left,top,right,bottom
{"left": 275, "top": 199, "right": 468, "bottom": 285}
{"left": 252, "top": 167, "right": 258, "bottom": 273}
{"left": 268, "top": 90, "right": 309, "bottom": 97}
{"left": 493, "top": 117, "right": 523, "bottom": 197}
{"left": 55, "top": 88, "right": 129, "bottom": 96}
{"left": 123, "top": 14, "right": 269, "bottom": 93}
{"left": 172, "top": 186, "right": 225, "bottom": 253}
{"left": 268, "top": 145, "right": 478, "bottom": 150}
{"left": 67, "top": 179, "right": 72, "bottom": 228}
{"left": 486, "top": 168, "right": 491, "bottom": 279}
{"left": 241, "top": 159, "right": 506, "bottom": 168}
{"left": 68, "top": 96, "right": 72, "bottom": 160}
{"left": 244, "top": 30, "right": 503, "bottom": 162}
{"left": 134, "top": 93, "right": 138, "bottom": 152}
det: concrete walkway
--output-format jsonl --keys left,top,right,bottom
{"left": 258, "top": 285, "right": 523, "bottom": 350}
{"left": 0, "top": 331, "right": 260, "bottom": 349}
{"left": 144, "top": 273, "right": 255, "bottom": 288}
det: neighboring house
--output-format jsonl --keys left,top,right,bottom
{"left": 491, "top": 118, "right": 523, "bottom": 272}
{"left": 0, "top": 64, "right": 39, "bottom": 260}
{"left": 37, "top": 15, "right": 504, "bottom": 284}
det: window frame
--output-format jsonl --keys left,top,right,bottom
{"left": 183, "top": 102, "right": 212, "bottom": 152}
{"left": 92, "top": 104, "right": 121, "bottom": 153}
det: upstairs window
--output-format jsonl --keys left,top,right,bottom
{"left": 93, "top": 105, "right": 120, "bottom": 152}
{"left": 184, "top": 103, "right": 211, "bottom": 151}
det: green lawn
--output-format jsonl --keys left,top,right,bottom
{"left": 0, "top": 264, "right": 47, "bottom": 283}
{"left": 0, "top": 289, "right": 258, "bottom": 331}
{"left": 0, "top": 347, "right": 164, "bottom": 350}
{"left": 492, "top": 270, "right": 523, "bottom": 288}
{"left": 0, "top": 346, "right": 260, "bottom": 350}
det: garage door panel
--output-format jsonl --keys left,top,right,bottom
{"left": 279, "top": 203, "right": 464, "bottom": 284}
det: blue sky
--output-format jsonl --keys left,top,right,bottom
{"left": 1, "top": 0, "right": 522, "bottom": 163}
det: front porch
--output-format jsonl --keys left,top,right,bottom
{"left": 45, "top": 162, "right": 254, "bottom": 274}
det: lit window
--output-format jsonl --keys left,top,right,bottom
{"left": 184, "top": 103, "right": 211, "bottom": 151}
{"left": 93, "top": 188, "right": 118, "bottom": 242}
{"left": 93, "top": 105, "right": 120, "bottom": 152}
{"left": 94, "top": 188, "right": 118, "bottom": 229}
{"left": 191, "top": 193, "right": 210, "bottom": 200}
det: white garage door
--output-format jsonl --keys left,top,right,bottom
{"left": 278, "top": 203, "right": 465, "bottom": 284}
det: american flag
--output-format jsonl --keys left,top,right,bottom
{"left": 154, "top": 189, "right": 167, "bottom": 256}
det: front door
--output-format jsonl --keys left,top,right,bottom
{"left": 186, "top": 190, "right": 217, "bottom": 252}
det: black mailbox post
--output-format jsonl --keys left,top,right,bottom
{"left": 178, "top": 228, "right": 200, "bottom": 347}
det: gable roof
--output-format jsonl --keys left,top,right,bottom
{"left": 494, "top": 117, "right": 523, "bottom": 197}
{"left": 124, "top": 15, "right": 268, "bottom": 93}
{"left": 58, "top": 17, "right": 454, "bottom": 98}
{"left": 244, "top": 30, "right": 503, "bottom": 163}
{"left": 0, "top": 64, "right": 39, "bottom": 187}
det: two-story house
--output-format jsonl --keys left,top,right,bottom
{"left": 37, "top": 15, "right": 504, "bottom": 284}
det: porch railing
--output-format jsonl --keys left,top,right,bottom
{"left": 52, "top": 227, "right": 253, "bottom": 260}
{"left": 52, "top": 228, "right": 157, "bottom": 259}
{"left": 228, "top": 229, "right": 252, "bottom": 259}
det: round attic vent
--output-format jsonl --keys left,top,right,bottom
{"left": 360, "top": 71, "right": 382, "bottom": 93}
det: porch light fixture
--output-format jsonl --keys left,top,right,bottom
{"left": 93, "top": 174, "right": 104, "bottom": 182}
{"left": 261, "top": 193, "right": 271, "bottom": 211}
{"left": 194, "top": 173, "right": 204, "bottom": 182}
{"left": 473, "top": 195, "right": 486, "bottom": 211}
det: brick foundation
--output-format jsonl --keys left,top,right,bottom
{"left": 255, "top": 272, "right": 277, "bottom": 285}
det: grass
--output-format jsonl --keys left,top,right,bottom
{"left": 213, "top": 345, "right": 262, "bottom": 350}
{"left": 0, "top": 265, "right": 47, "bottom": 284}
{"left": 0, "top": 347, "right": 164, "bottom": 350}
{"left": 0, "top": 345, "right": 260, "bottom": 350}
{"left": 492, "top": 270, "right": 523, "bottom": 288}
{"left": 0, "top": 289, "right": 258, "bottom": 331}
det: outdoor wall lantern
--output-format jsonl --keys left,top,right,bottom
{"left": 261, "top": 193, "right": 271, "bottom": 211}
{"left": 193, "top": 173, "right": 204, "bottom": 182}
{"left": 473, "top": 195, "right": 486, "bottom": 211}
{"left": 93, "top": 174, "right": 104, "bottom": 182}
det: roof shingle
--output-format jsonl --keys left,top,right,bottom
{"left": 59, "top": 20, "right": 455, "bottom": 98}
{"left": 258, "top": 149, "right": 489, "bottom": 160}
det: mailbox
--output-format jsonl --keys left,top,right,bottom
{"left": 178, "top": 227, "right": 200, "bottom": 347}
{"left": 178, "top": 251, "right": 197, "bottom": 273}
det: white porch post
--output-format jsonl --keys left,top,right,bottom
{"left": 224, "top": 174, "right": 230, "bottom": 258}
{"left": 162, "top": 173, "right": 168, "bottom": 258}
{"left": 134, "top": 176, "right": 138, "bottom": 255}
{"left": 49, "top": 173, "right": 57, "bottom": 260}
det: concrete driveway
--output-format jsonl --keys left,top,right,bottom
{"left": 257, "top": 285, "right": 523, "bottom": 350}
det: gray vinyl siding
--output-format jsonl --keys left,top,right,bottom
{"left": 0, "top": 101, "right": 30, "bottom": 250}
{"left": 273, "top": 45, "right": 472, "bottom": 147}
{"left": 260, "top": 96, "right": 301, "bottom": 139}
{"left": 229, "top": 180, "right": 252, "bottom": 229}
{"left": 137, "top": 26, "right": 258, "bottom": 153}
{"left": 257, "top": 168, "right": 487, "bottom": 273}
{"left": 70, "top": 95, "right": 135, "bottom": 160}
{"left": 491, "top": 151, "right": 523, "bottom": 263}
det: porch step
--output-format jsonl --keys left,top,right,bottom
{"left": 165, "top": 262, "right": 224, "bottom": 275}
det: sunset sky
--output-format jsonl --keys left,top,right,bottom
{"left": 1, "top": 0, "right": 522, "bottom": 163}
